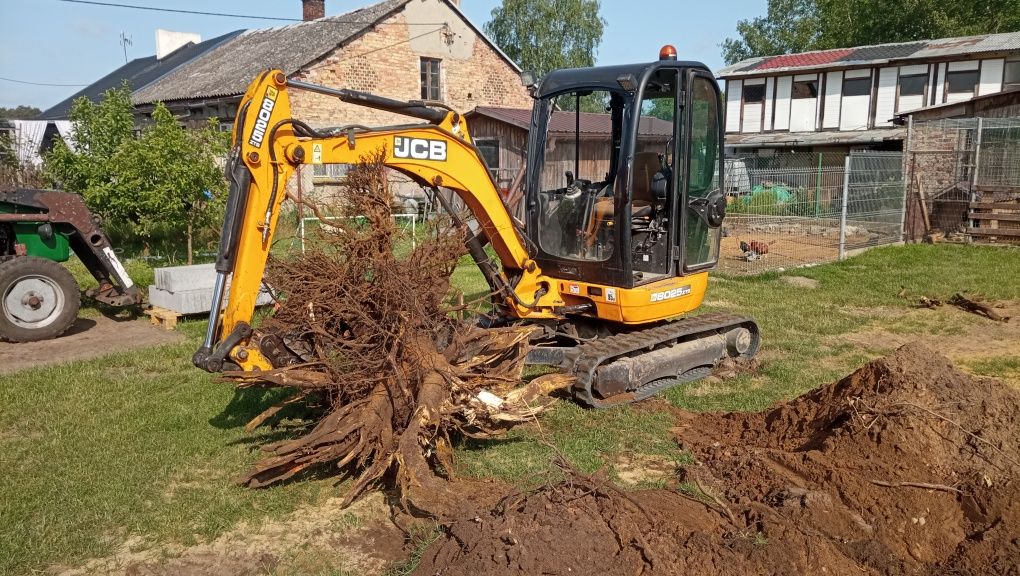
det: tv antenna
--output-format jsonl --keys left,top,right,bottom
{"left": 119, "top": 31, "right": 133, "bottom": 63}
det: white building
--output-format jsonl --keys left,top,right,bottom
{"left": 717, "top": 31, "right": 1020, "bottom": 154}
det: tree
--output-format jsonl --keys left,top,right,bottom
{"left": 721, "top": 0, "right": 819, "bottom": 65}
{"left": 722, "top": 0, "right": 1020, "bottom": 64}
{"left": 106, "top": 106, "right": 228, "bottom": 264}
{"left": 485, "top": 0, "right": 606, "bottom": 79}
{"left": 45, "top": 85, "right": 135, "bottom": 198}
{"left": 45, "top": 86, "right": 228, "bottom": 263}
{"left": 0, "top": 105, "right": 42, "bottom": 120}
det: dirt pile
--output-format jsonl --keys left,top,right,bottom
{"left": 414, "top": 343, "right": 1020, "bottom": 575}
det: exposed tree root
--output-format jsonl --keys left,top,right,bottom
{"left": 223, "top": 153, "right": 564, "bottom": 517}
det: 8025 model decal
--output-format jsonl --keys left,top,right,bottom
{"left": 650, "top": 285, "right": 691, "bottom": 302}
{"left": 393, "top": 137, "right": 447, "bottom": 161}
{"left": 248, "top": 86, "right": 279, "bottom": 148}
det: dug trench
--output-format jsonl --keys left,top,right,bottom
{"left": 414, "top": 343, "right": 1020, "bottom": 575}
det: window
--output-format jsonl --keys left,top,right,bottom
{"left": 792, "top": 79, "right": 818, "bottom": 99}
{"left": 1005, "top": 59, "right": 1020, "bottom": 90}
{"left": 843, "top": 76, "right": 872, "bottom": 97}
{"left": 420, "top": 57, "right": 441, "bottom": 100}
{"left": 476, "top": 139, "right": 500, "bottom": 177}
{"left": 946, "top": 69, "right": 979, "bottom": 95}
{"left": 685, "top": 75, "right": 722, "bottom": 269}
{"left": 742, "top": 83, "right": 766, "bottom": 103}
{"left": 899, "top": 74, "right": 927, "bottom": 96}
{"left": 312, "top": 164, "right": 351, "bottom": 180}
{"left": 535, "top": 89, "right": 622, "bottom": 262}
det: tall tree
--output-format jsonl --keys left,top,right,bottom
{"left": 0, "top": 106, "right": 42, "bottom": 120}
{"left": 721, "top": 0, "right": 819, "bottom": 65}
{"left": 722, "top": 0, "right": 1020, "bottom": 64}
{"left": 485, "top": 0, "right": 606, "bottom": 78}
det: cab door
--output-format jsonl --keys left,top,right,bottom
{"left": 681, "top": 72, "right": 724, "bottom": 271}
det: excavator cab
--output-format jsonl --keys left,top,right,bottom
{"left": 526, "top": 48, "right": 727, "bottom": 291}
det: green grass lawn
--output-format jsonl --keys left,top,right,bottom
{"left": 3, "top": 243, "right": 1019, "bottom": 574}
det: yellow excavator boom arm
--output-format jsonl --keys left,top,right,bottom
{"left": 194, "top": 71, "right": 563, "bottom": 373}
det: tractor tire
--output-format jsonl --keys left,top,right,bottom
{"left": 0, "top": 256, "right": 81, "bottom": 342}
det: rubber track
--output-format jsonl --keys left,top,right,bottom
{"left": 568, "top": 312, "right": 760, "bottom": 408}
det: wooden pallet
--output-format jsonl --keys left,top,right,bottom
{"left": 144, "top": 307, "right": 181, "bottom": 330}
{"left": 968, "top": 201, "right": 1020, "bottom": 241}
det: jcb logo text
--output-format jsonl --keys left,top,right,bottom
{"left": 394, "top": 137, "right": 447, "bottom": 161}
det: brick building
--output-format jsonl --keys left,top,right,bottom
{"left": 130, "top": 0, "right": 532, "bottom": 129}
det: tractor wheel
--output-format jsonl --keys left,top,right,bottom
{"left": 0, "top": 257, "right": 81, "bottom": 342}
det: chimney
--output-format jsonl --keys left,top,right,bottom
{"left": 155, "top": 29, "right": 201, "bottom": 59}
{"left": 302, "top": 0, "right": 325, "bottom": 21}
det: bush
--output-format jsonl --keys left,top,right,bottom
{"left": 44, "top": 85, "right": 228, "bottom": 263}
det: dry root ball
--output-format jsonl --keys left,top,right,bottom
{"left": 225, "top": 153, "right": 561, "bottom": 517}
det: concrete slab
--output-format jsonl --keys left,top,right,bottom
{"left": 148, "top": 285, "right": 274, "bottom": 315}
{"left": 153, "top": 263, "right": 217, "bottom": 292}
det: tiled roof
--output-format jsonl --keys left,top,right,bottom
{"left": 38, "top": 30, "right": 243, "bottom": 119}
{"left": 718, "top": 31, "right": 1020, "bottom": 78}
{"left": 132, "top": 0, "right": 410, "bottom": 103}
{"left": 469, "top": 106, "right": 673, "bottom": 137}
{"left": 757, "top": 49, "right": 855, "bottom": 71}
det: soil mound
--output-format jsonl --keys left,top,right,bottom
{"left": 414, "top": 343, "right": 1020, "bottom": 575}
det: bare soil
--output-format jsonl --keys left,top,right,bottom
{"left": 57, "top": 491, "right": 407, "bottom": 576}
{"left": 414, "top": 343, "right": 1020, "bottom": 575}
{"left": 837, "top": 300, "right": 1020, "bottom": 366}
{"left": 719, "top": 233, "right": 839, "bottom": 274}
{"left": 0, "top": 315, "right": 183, "bottom": 374}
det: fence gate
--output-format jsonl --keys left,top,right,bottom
{"left": 905, "top": 117, "right": 1020, "bottom": 242}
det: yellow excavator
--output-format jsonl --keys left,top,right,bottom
{"left": 193, "top": 46, "right": 760, "bottom": 408}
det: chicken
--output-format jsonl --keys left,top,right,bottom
{"left": 739, "top": 239, "right": 770, "bottom": 261}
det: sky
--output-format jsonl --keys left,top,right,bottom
{"left": 0, "top": 0, "right": 768, "bottom": 111}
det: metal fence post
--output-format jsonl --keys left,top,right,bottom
{"left": 900, "top": 116, "right": 913, "bottom": 241}
{"left": 839, "top": 154, "right": 851, "bottom": 260}
{"left": 968, "top": 117, "right": 984, "bottom": 237}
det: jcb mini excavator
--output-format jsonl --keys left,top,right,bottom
{"left": 194, "top": 46, "right": 760, "bottom": 408}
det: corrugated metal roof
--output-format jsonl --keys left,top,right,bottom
{"left": 468, "top": 106, "right": 673, "bottom": 137}
{"left": 38, "top": 30, "right": 243, "bottom": 119}
{"left": 726, "top": 127, "right": 906, "bottom": 148}
{"left": 132, "top": 0, "right": 410, "bottom": 104}
{"left": 718, "top": 31, "right": 1020, "bottom": 78}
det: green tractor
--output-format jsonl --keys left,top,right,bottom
{"left": 0, "top": 188, "right": 141, "bottom": 342}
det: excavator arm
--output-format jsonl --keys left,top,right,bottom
{"left": 194, "top": 71, "right": 564, "bottom": 373}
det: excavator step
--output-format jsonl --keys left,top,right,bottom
{"left": 564, "top": 312, "right": 760, "bottom": 408}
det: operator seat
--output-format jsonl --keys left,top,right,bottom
{"left": 629, "top": 151, "right": 660, "bottom": 218}
{"left": 583, "top": 152, "right": 661, "bottom": 247}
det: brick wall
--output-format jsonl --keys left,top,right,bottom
{"left": 289, "top": 5, "right": 531, "bottom": 128}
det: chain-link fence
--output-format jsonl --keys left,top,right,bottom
{"left": 905, "top": 117, "right": 1020, "bottom": 242}
{"left": 719, "top": 151, "right": 904, "bottom": 275}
